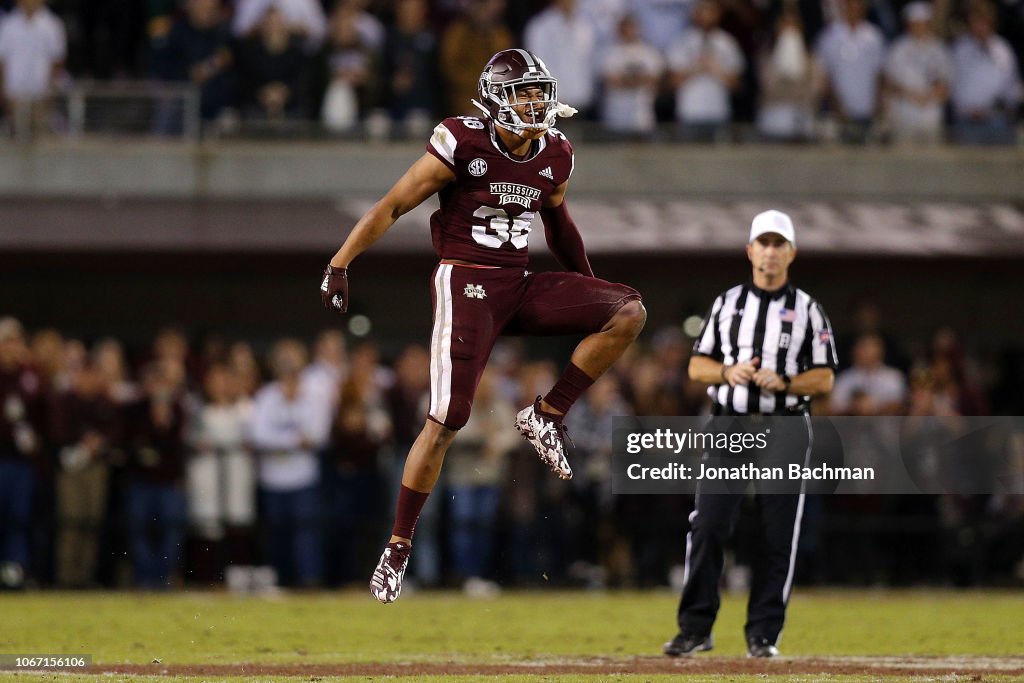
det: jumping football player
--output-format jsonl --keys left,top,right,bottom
{"left": 320, "top": 49, "right": 646, "bottom": 603}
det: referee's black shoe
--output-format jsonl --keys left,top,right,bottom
{"left": 746, "top": 636, "right": 780, "bottom": 658}
{"left": 663, "top": 632, "right": 713, "bottom": 657}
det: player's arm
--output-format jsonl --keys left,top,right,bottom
{"left": 540, "top": 181, "right": 594, "bottom": 278}
{"left": 330, "top": 153, "right": 454, "bottom": 268}
{"left": 321, "top": 153, "right": 454, "bottom": 313}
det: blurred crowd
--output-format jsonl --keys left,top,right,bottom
{"left": 1, "top": 303, "right": 1022, "bottom": 593}
{"left": 0, "top": 0, "right": 1020, "bottom": 142}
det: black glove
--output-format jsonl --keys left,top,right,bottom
{"left": 320, "top": 265, "right": 349, "bottom": 314}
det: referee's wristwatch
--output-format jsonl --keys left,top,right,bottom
{"left": 781, "top": 374, "right": 792, "bottom": 392}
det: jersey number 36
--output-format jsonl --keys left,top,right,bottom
{"left": 472, "top": 206, "right": 533, "bottom": 250}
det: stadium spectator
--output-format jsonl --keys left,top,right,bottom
{"left": 836, "top": 299, "right": 909, "bottom": 372}
{"left": 323, "top": 355, "right": 391, "bottom": 586}
{"left": 524, "top": 0, "right": 598, "bottom": 119}
{"left": 235, "top": 7, "right": 309, "bottom": 122}
{"left": 831, "top": 334, "right": 907, "bottom": 415}
{"left": 311, "top": 2, "right": 376, "bottom": 133}
{"left": 232, "top": 0, "right": 327, "bottom": 50}
{"left": 438, "top": 0, "right": 513, "bottom": 117}
{"left": 228, "top": 341, "right": 263, "bottom": 397}
{"left": 329, "top": 0, "right": 385, "bottom": 51}
{"left": 446, "top": 368, "right": 516, "bottom": 595}
{"left": 0, "top": 317, "right": 46, "bottom": 589}
{"left": 383, "top": 344, "right": 441, "bottom": 587}
{"left": 883, "top": 2, "right": 951, "bottom": 144}
{"left": 651, "top": 326, "right": 695, "bottom": 414}
{"left": 667, "top": 0, "right": 745, "bottom": 142}
{"left": 300, "top": 328, "right": 348, "bottom": 410}
{"left": 579, "top": 0, "right": 627, "bottom": 48}
{"left": 0, "top": 0, "right": 67, "bottom": 138}
{"left": 185, "top": 363, "right": 255, "bottom": 556}
{"left": 51, "top": 361, "right": 120, "bottom": 588}
{"left": 928, "top": 326, "right": 989, "bottom": 416}
{"left": 124, "top": 358, "right": 189, "bottom": 588}
{"left": 598, "top": 14, "right": 663, "bottom": 138}
{"left": 564, "top": 374, "right": 631, "bottom": 584}
{"left": 152, "top": 0, "right": 234, "bottom": 127}
{"left": 815, "top": 0, "right": 886, "bottom": 143}
{"left": 28, "top": 328, "right": 65, "bottom": 390}
{"left": 248, "top": 339, "right": 330, "bottom": 587}
{"left": 502, "top": 360, "right": 559, "bottom": 584}
{"left": 151, "top": 326, "right": 198, "bottom": 389}
{"left": 91, "top": 338, "right": 140, "bottom": 405}
{"left": 377, "top": 0, "right": 438, "bottom": 138}
{"left": 630, "top": 0, "right": 693, "bottom": 53}
{"left": 949, "top": 0, "right": 1021, "bottom": 145}
{"left": 756, "top": 8, "right": 822, "bottom": 142}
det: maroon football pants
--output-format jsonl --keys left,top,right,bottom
{"left": 427, "top": 263, "right": 641, "bottom": 429}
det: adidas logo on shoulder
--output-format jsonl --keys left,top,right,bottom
{"left": 538, "top": 166, "right": 554, "bottom": 180}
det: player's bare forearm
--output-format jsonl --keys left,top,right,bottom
{"left": 329, "top": 153, "right": 454, "bottom": 268}
{"left": 329, "top": 210, "right": 391, "bottom": 267}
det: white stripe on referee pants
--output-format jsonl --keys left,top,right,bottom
{"left": 680, "top": 506, "right": 699, "bottom": 592}
{"left": 429, "top": 265, "right": 454, "bottom": 422}
{"left": 777, "top": 414, "right": 812, "bottom": 647}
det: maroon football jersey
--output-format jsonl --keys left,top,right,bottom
{"left": 425, "top": 116, "right": 574, "bottom": 268}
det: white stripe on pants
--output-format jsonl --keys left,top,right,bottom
{"left": 428, "top": 265, "right": 454, "bottom": 422}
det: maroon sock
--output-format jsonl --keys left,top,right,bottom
{"left": 392, "top": 484, "right": 430, "bottom": 540}
{"left": 542, "top": 362, "right": 595, "bottom": 419}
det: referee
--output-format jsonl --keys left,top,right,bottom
{"left": 664, "top": 210, "right": 837, "bottom": 658}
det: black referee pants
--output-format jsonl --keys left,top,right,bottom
{"left": 675, "top": 415, "right": 811, "bottom": 644}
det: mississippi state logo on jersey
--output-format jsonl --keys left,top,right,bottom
{"left": 425, "top": 116, "right": 574, "bottom": 268}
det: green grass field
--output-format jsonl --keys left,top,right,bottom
{"left": 2, "top": 588, "right": 1023, "bottom": 682}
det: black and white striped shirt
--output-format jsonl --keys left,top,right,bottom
{"left": 694, "top": 282, "right": 838, "bottom": 414}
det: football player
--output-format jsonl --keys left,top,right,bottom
{"left": 320, "top": 49, "right": 646, "bottom": 603}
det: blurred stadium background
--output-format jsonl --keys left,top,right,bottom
{"left": 0, "top": 0, "right": 1022, "bottom": 599}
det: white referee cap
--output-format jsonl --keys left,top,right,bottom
{"left": 749, "top": 210, "right": 796, "bottom": 246}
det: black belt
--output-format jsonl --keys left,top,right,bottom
{"left": 712, "top": 404, "right": 809, "bottom": 417}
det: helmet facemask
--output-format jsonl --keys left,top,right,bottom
{"left": 474, "top": 72, "right": 559, "bottom": 137}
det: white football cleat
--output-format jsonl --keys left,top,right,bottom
{"left": 515, "top": 397, "right": 573, "bottom": 480}
{"left": 369, "top": 542, "right": 410, "bottom": 604}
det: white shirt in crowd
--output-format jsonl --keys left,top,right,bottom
{"left": 831, "top": 365, "right": 907, "bottom": 413}
{"left": 600, "top": 40, "right": 663, "bottom": 132}
{"left": 248, "top": 380, "right": 331, "bottom": 492}
{"left": 524, "top": 6, "right": 597, "bottom": 110}
{"left": 300, "top": 359, "right": 347, "bottom": 413}
{"left": 187, "top": 399, "right": 255, "bottom": 535}
{"left": 950, "top": 34, "right": 1021, "bottom": 117}
{"left": 0, "top": 6, "right": 65, "bottom": 100}
{"left": 578, "top": 0, "right": 627, "bottom": 48}
{"left": 668, "top": 28, "right": 744, "bottom": 124}
{"left": 815, "top": 20, "right": 886, "bottom": 119}
{"left": 630, "top": 0, "right": 693, "bottom": 53}
{"left": 885, "top": 34, "right": 952, "bottom": 138}
{"left": 232, "top": 0, "right": 328, "bottom": 48}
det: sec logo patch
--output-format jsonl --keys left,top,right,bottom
{"left": 468, "top": 158, "right": 488, "bottom": 177}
